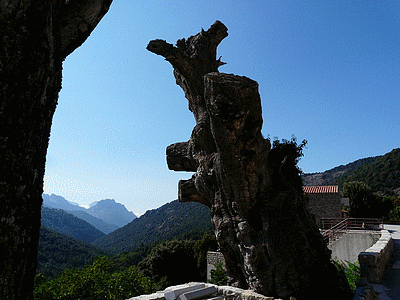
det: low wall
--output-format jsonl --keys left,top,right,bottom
{"left": 127, "top": 282, "right": 282, "bottom": 300}
{"left": 328, "top": 231, "right": 380, "bottom": 263}
{"left": 358, "top": 229, "right": 393, "bottom": 284}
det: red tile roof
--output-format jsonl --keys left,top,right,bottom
{"left": 302, "top": 186, "right": 339, "bottom": 194}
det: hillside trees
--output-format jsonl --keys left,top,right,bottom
{"left": 343, "top": 181, "right": 374, "bottom": 217}
{"left": 41, "top": 207, "right": 105, "bottom": 244}
{"left": 34, "top": 256, "right": 160, "bottom": 300}
{"left": 0, "top": 1, "right": 112, "bottom": 298}
{"left": 93, "top": 200, "right": 213, "bottom": 254}
{"left": 34, "top": 231, "right": 219, "bottom": 299}
{"left": 147, "top": 21, "right": 351, "bottom": 299}
{"left": 138, "top": 240, "right": 201, "bottom": 285}
{"left": 347, "top": 148, "right": 400, "bottom": 194}
{"left": 37, "top": 226, "right": 107, "bottom": 280}
{"left": 343, "top": 181, "right": 397, "bottom": 220}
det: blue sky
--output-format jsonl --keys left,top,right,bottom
{"left": 44, "top": 1, "right": 400, "bottom": 216}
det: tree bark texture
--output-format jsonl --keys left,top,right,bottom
{"left": 147, "top": 21, "right": 351, "bottom": 300}
{"left": 0, "top": 1, "right": 112, "bottom": 299}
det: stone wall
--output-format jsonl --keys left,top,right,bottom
{"left": 353, "top": 229, "right": 394, "bottom": 300}
{"left": 358, "top": 229, "right": 393, "bottom": 284}
{"left": 328, "top": 231, "right": 380, "bottom": 263}
{"left": 306, "top": 192, "right": 342, "bottom": 224}
{"left": 207, "top": 251, "right": 225, "bottom": 281}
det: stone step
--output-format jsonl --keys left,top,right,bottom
{"left": 178, "top": 286, "right": 217, "bottom": 300}
{"left": 164, "top": 284, "right": 206, "bottom": 300}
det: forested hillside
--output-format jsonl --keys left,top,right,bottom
{"left": 302, "top": 156, "right": 379, "bottom": 186}
{"left": 41, "top": 207, "right": 105, "bottom": 243}
{"left": 37, "top": 226, "right": 107, "bottom": 279}
{"left": 93, "top": 200, "right": 213, "bottom": 254}
{"left": 336, "top": 148, "right": 400, "bottom": 195}
{"left": 303, "top": 148, "right": 400, "bottom": 196}
{"left": 68, "top": 210, "right": 119, "bottom": 234}
{"left": 35, "top": 232, "right": 219, "bottom": 299}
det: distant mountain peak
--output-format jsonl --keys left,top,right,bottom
{"left": 42, "top": 194, "right": 137, "bottom": 229}
{"left": 87, "top": 199, "right": 136, "bottom": 228}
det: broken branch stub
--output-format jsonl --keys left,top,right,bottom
{"left": 147, "top": 20, "right": 228, "bottom": 122}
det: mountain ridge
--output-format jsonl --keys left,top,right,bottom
{"left": 42, "top": 194, "right": 136, "bottom": 232}
{"left": 92, "top": 200, "right": 213, "bottom": 254}
{"left": 41, "top": 207, "right": 105, "bottom": 243}
{"left": 37, "top": 226, "right": 107, "bottom": 279}
{"left": 302, "top": 156, "right": 380, "bottom": 186}
{"left": 302, "top": 148, "right": 400, "bottom": 196}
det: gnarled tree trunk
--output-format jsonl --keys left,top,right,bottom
{"left": 0, "top": 1, "right": 112, "bottom": 299}
{"left": 147, "top": 21, "right": 351, "bottom": 300}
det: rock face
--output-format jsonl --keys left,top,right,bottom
{"left": 147, "top": 21, "right": 351, "bottom": 299}
{"left": 0, "top": 2, "right": 112, "bottom": 299}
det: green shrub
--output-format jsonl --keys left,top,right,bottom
{"left": 209, "top": 262, "right": 227, "bottom": 286}
{"left": 332, "top": 260, "right": 360, "bottom": 292}
{"left": 34, "top": 256, "right": 160, "bottom": 300}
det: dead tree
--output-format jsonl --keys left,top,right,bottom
{"left": 147, "top": 21, "right": 351, "bottom": 299}
{"left": 0, "top": 1, "right": 112, "bottom": 299}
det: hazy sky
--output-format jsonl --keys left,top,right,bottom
{"left": 44, "top": 1, "right": 400, "bottom": 216}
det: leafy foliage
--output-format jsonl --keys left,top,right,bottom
{"left": 34, "top": 256, "right": 162, "bottom": 300}
{"left": 266, "top": 137, "right": 308, "bottom": 212}
{"left": 138, "top": 239, "right": 202, "bottom": 285}
{"left": 34, "top": 230, "right": 219, "bottom": 299}
{"left": 209, "top": 262, "right": 227, "bottom": 286}
{"left": 344, "top": 148, "right": 400, "bottom": 195}
{"left": 332, "top": 260, "right": 360, "bottom": 292}
{"left": 93, "top": 200, "right": 213, "bottom": 254}
{"left": 343, "top": 181, "right": 400, "bottom": 221}
{"left": 268, "top": 137, "right": 307, "bottom": 180}
{"left": 343, "top": 181, "right": 374, "bottom": 217}
{"left": 389, "top": 203, "right": 400, "bottom": 222}
{"left": 194, "top": 233, "right": 219, "bottom": 279}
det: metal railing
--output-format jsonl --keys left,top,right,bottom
{"left": 320, "top": 217, "right": 383, "bottom": 245}
{"left": 320, "top": 217, "right": 383, "bottom": 230}
{"left": 321, "top": 218, "right": 348, "bottom": 245}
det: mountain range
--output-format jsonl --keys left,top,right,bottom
{"left": 41, "top": 207, "right": 105, "bottom": 244}
{"left": 42, "top": 194, "right": 136, "bottom": 233}
{"left": 92, "top": 200, "right": 213, "bottom": 254}
{"left": 38, "top": 148, "right": 399, "bottom": 279}
{"left": 37, "top": 199, "right": 213, "bottom": 278}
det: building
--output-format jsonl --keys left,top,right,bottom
{"left": 303, "top": 185, "right": 347, "bottom": 226}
